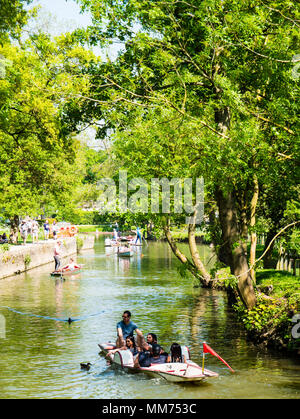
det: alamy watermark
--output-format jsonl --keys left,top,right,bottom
{"left": 96, "top": 171, "right": 204, "bottom": 224}
{"left": 0, "top": 55, "right": 12, "bottom": 79}
{"left": 291, "top": 314, "right": 300, "bottom": 339}
{"left": 292, "top": 54, "right": 300, "bottom": 80}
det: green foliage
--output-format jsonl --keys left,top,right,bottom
{"left": 76, "top": 236, "right": 84, "bottom": 251}
{"left": 234, "top": 295, "right": 288, "bottom": 332}
{"left": 256, "top": 270, "right": 300, "bottom": 307}
{"left": 233, "top": 269, "right": 300, "bottom": 350}
{"left": 72, "top": 1, "right": 299, "bottom": 276}
{"left": 0, "top": 243, "right": 10, "bottom": 252}
{"left": 24, "top": 254, "right": 31, "bottom": 267}
{"left": 0, "top": 26, "right": 100, "bottom": 225}
{"left": 0, "top": 0, "right": 33, "bottom": 43}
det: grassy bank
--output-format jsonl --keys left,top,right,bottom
{"left": 229, "top": 270, "right": 300, "bottom": 354}
{"left": 76, "top": 225, "right": 113, "bottom": 233}
{"left": 166, "top": 227, "right": 209, "bottom": 242}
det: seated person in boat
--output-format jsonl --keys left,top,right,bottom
{"left": 117, "top": 243, "right": 130, "bottom": 253}
{"left": 146, "top": 333, "right": 157, "bottom": 347}
{"left": 134, "top": 342, "right": 168, "bottom": 368}
{"left": 134, "top": 333, "right": 157, "bottom": 367}
{"left": 107, "top": 335, "right": 140, "bottom": 360}
{"left": 125, "top": 336, "right": 139, "bottom": 356}
{"left": 134, "top": 344, "right": 168, "bottom": 367}
{"left": 139, "top": 332, "right": 158, "bottom": 351}
{"left": 167, "top": 343, "right": 186, "bottom": 363}
{"left": 116, "top": 310, "right": 144, "bottom": 348}
{"left": 62, "top": 258, "right": 81, "bottom": 271}
{"left": 134, "top": 348, "right": 151, "bottom": 368}
{"left": 148, "top": 344, "right": 168, "bottom": 365}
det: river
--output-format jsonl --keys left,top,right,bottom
{"left": 0, "top": 237, "right": 299, "bottom": 399}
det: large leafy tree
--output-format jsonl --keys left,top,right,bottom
{"left": 0, "top": 31, "right": 97, "bottom": 241}
{"left": 0, "top": 0, "right": 33, "bottom": 43}
{"left": 73, "top": 0, "right": 299, "bottom": 308}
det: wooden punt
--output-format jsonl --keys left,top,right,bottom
{"left": 50, "top": 267, "right": 82, "bottom": 276}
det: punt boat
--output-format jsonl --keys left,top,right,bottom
{"left": 50, "top": 266, "right": 82, "bottom": 276}
{"left": 98, "top": 342, "right": 219, "bottom": 384}
{"left": 117, "top": 248, "right": 134, "bottom": 257}
{"left": 105, "top": 238, "right": 120, "bottom": 247}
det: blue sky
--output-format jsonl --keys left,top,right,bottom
{"left": 29, "top": 0, "right": 122, "bottom": 60}
{"left": 27, "top": 0, "right": 120, "bottom": 147}
{"left": 32, "top": 0, "right": 92, "bottom": 30}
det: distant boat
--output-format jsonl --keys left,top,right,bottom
{"left": 128, "top": 240, "right": 142, "bottom": 246}
{"left": 50, "top": 265, "right": 83, "bottom": 276}
{"left": 117, "top": 248, "right": 134, "bottom": 257}
{"left": 105, "top": 238, "right": 119, "bottom": 247}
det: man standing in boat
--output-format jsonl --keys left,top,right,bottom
{"left": 135, "top": 227, "right": 142, "bottom": 244}
{"left": 53, "top": 240, "right": 62, "bottom": 272}
{"left": 116, "top": 311, "right": 144, "bottom": 348}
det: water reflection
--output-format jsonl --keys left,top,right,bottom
{"left": 0, "top": 237, "right": 299, "bottom": 399}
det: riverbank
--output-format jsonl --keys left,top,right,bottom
{"left": 0, "top": 234, "right": 95, "bottom": 280}
{"left": 214, "top": 268, "right": 300, "bottom": 355}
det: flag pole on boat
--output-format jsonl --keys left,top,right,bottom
{"left": 202, "top": 342, "right": 235, "bottom": 373}
{"left": 202, "top": 341, "right": 206, "bottom": 374}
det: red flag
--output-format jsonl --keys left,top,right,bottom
{"left": 203, "top": 343, "right": 235, "bottom": 373}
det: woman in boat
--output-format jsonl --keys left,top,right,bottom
{"left": 139, "top": 332, "right": 159, "bottom": 351}
{"left": 125, "top": 336, "right": 139, "bottom": 356}
{"left": 107, "top": 336, "right": 140, "bottom": 361}
{"left": 167, "top": 343, "right": 186, "bottom": 363}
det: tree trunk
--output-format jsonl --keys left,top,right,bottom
{"left": 9, "top": 215, "right": 19, "bottom": 244}
{"left": 216, "top": 188, "right": 256, "bottom": 310}
{"left": 263, "top": 229, "right": 277, "bottom": 269}
{"left": 188, "top": 210, "right": 212, "bottom": 286}
{"left": 162, "top": 218, "right": 189, "bottom": 265}
{"left": 162, "top": 217, "right": 206, "bottom": 282}
{"left": 249, "top": 175, "right": 259, "bottom": 283}
{"left": 214, "top": 106, "right": 256, "bottom": 309}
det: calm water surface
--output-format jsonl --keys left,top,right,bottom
{"left": 0, "top": 237, "right": 299, "bottom": 399}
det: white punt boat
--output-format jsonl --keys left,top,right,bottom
{"left": 98, "top": 342, "right": 218, "bottom": 384}
{"left": 117, "top": 248, "right": 134, "bottom": 257}
{"left": 128, "top": 240, "right": 143, "bottom": 246}
{"left": 105, "top": 238, "right": 119, "bottom": 247}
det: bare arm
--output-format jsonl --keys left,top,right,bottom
{"left": 117, "top": 327, "right": 123, "bottom": 339}
{"left": 135, "top": 328, "right": 143, "bottom": 337}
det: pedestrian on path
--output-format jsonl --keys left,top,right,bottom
{"left": 43, "top": 220, "right": 50, "bottom": 240}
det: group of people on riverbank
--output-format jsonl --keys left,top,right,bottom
{"left": 16, "top": 218, "right": 60, "bottom": 245}
{"left": 19, "top": 218, "right": 40, "bottom": 244}
{"left": 19, "top": 218, "right": 58, "bottom": 244}
{"left": 107, "top": 311, "right": 186, "bottom": 368}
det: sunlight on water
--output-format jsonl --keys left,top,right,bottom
{"left": 0, "top": 237, "right": 299, "bottom": 399}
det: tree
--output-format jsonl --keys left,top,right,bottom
{"left": 0, "top": 31, "right": 97, "bottom": 241}
{"left": 73, "top": 0, "right": 299, "bottom": 308}
{"left": 0, "top": 0, "right": 33, "bottom": 44}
